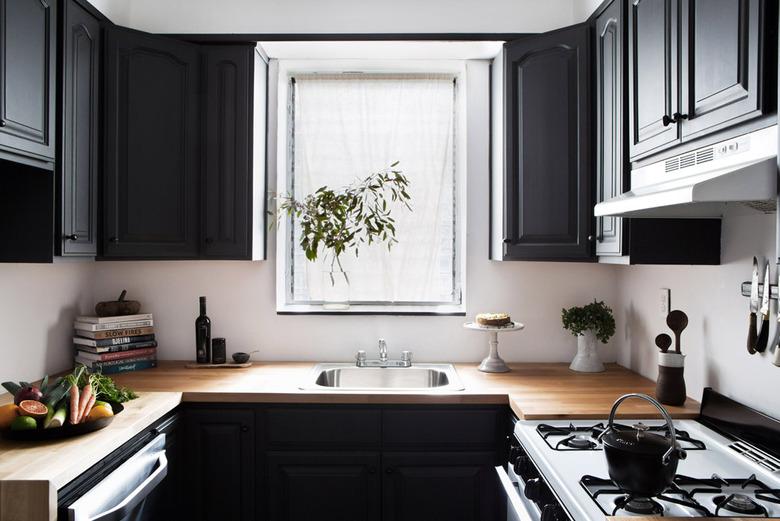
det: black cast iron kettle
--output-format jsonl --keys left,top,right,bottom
{"left": 598, "top": 393, "right": 687, "bottom": 497}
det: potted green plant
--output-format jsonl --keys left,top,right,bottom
{"left": 275, "top": 162, "right": 412, "bottom": 309}
{"left": 561, "top": 300, "right": 616, "bottom": 372}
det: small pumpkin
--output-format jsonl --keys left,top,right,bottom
{"left": 95, "top": 290, "right": 142, "bottom": 317}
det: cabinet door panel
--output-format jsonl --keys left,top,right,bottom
{"left": 595, "top": 0, "right": 626, "bottom": 256}
{"left": 202, "top": 45, "right": 253, "bottom": 259}
{"left": 382, "top": 452, "right": 500, "bottom": 521}
{"left": 185, "top": 409, "right": 255, "bottom": 521}
{"left": 503, "top": 24, "right": 593, "bottom": 261}
{"left": 0, "top": 0, "right": 56, "bottom": 161}
{"left": 267, "top": 451, "right": 380, "bottom": 521}
{"left": 103, "top": 26, "right": 199, "bottom": 258}
{"left": 58, "top": 0, "right": 99, "bottom": 256}
{"left": 680, "top": 0, "right": 763, "bottom": 139}
{"left": 628, "top": 0, "right": 679, "bottom": 159}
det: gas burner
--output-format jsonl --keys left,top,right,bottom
{"left": 713, "top": 493, "right": 767, "bottom": 516}
{"left": 614, "top": 495, "right": 664, "bottom": 516}
{"left": 557, "top": 434, "right": 597, "bottom": 450}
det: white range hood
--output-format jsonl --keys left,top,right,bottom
{"left": 594, "top": 125, "right": 778, "bottom": 218}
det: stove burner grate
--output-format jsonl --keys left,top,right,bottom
{"left": 538, "top": 422, "right": 707, "bottom": 451}
{"left": 614, "top": 495, "right": 664, "bottom": 516}
{"left": 556, "top": 434, "right": 597, "bottom": 450}
{"left": 713, "top": 493, "right": 768, "bottom": 517}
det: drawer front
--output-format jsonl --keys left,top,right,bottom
{"left": 383, "top": 408, "right": 504, "bottom": 449}
{"left": 265, "top": 407, "right": 381, "bottom": 448}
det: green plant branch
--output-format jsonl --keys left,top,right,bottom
{"left": 561, "top": 300, "right": 616, "bottom": 344}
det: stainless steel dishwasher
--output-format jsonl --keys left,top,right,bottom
{"left": 65, "top": 433, "right": 168, "bottom": 521}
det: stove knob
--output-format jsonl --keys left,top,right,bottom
{"left": 541, "top": 504, "right": 563, "bottom": 521}
{"left": 513, "top": 455, "right": 530, "bottom": 475}
{"left": 508, "top": 444, "right": 522, "bottom": 463}
{"left": 524, "top": 478, "right": 543, "bottom": 501}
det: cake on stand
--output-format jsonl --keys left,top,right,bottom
{"left": 463, "top": 321, "right": 524, "bottom": 373}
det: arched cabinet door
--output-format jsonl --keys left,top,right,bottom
{"left": 0, "top": 0, "right": 57, "bottom": 163}
{"left": 502, "top": 24, "right": 593, "bottom": 261}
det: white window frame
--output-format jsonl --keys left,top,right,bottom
{"left": 273, "top": 59, "right": 468, "bottom": 314}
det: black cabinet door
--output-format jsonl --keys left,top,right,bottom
{"left": 679, "top": 0, "right": 766, "bottom": 140}
{"left": 503, "top": 24, "right": 593, "bottom": 261}
{"left": 382, "top": 452, "right": 500, "bottom": 521}
{"left": 185, "top": 408, "right": 255, "bottom": 521}
{"left": 202, "top": 45, "right": 254, "bottom": 259}
{"left": 0, "top": 0, "right": 56, "bottom": 163}
{"left": 57, "top": 0, "right": 98, "bottom": 256}
{"left": 628, "top": 0, "right": 680, "bottom": 160}
{"left": 267, "top": 451, "right": 381, "bottom": 521}
{"left": 102, "top": 26, "right": 200, "bottom": 258}
{"left": 595, "top": 0, "right": 627, "bottom": 257}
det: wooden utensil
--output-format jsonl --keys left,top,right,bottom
{"left": 655, "top": 334, "right": 672, "bottom": 353}
{"left": 666, "top": 310, "right": 688, "bottom": 354}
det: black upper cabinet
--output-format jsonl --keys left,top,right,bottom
{"left": 595, "top": 0, "right": 627, "bottom": 257}
{"left": 57, "top": 0, "right": 99, "bottom": 256}
{"left": 267, "top": 451, "right": 381, "bottom": 521}
{"left": 202, "top": 45, "right": 254, "bottom": 259}
{"left": 382, "top": 452, "right": 500, "bottom": 521}
{"left": 628, "top": 0, "right": 774, "bottom": 161}
{"left": 102, "top": 27, "right": 200, "bottom": 258}
{"left": 185, "top": 408, "right": 256, "bottom": 521}
{"left": 0, "top": 0, "right": 57, "bottom": 165}
{"left": 679, "top": 0, "right": 767, "bottom": 140}
{"left": 627, "top": 0, "right": 679, "bottom": 160}
{"left": 503, "top": 25, "right": 593, "bottom": 261}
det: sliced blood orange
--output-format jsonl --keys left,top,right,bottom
{"left": 18, "top": 400, "right": 48, "bottom": 419}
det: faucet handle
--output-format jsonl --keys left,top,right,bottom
{"left": 378, "top": 338, "right": 387, "bottom": 349}
{"left": 401, "top": 350, "right": 412, "bottom": 362}
{"left": 356, "top": 350, "right": 367, "bottom": 364}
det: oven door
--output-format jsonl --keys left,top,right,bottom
{"left": 495, "top": 465, "right": 541, "bottom": 521}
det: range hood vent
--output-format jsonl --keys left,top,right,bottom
{"left": 595, "top": 126, "right": 777, "bottom": 218}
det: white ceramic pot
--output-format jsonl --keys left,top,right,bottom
{"left": 569, "top": 330, "right": 605, "bottom": 373}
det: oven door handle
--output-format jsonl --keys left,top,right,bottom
{"left": 89, "top": 451, "right": 168, "bottom": 521}
{"left": 495, "top": 466, "right": 537, "bottom": 521}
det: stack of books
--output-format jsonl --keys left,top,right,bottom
{"left": 73, "top": 314, "right": 157, "bottom": 374}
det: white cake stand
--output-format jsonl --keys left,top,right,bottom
{"left": 463, "top": 322, "right": 525, "bottom": 373}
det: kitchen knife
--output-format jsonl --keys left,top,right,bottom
{"left": 756, "top": 262, "right": 771, "bottom": 353}
{"left": 747, "top": 257, "right": 760, "bottom": 355}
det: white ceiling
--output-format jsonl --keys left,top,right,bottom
{"left": 258, "top": 41, "right": 505, "bottom": 61}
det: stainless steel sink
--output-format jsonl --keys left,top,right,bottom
{"left": 301, "top": 363, "right": 465, "bottom": 392}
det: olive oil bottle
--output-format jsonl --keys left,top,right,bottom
{"left": 195, "top": 296, "right": 211, "bottom": 363}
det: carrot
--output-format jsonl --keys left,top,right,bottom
{"left": 69, "top": 384, "right": 80, "bottom": 424}
{"left": 78, "top": 381, "right": 93, "bottom": 422}
{"left": 80, "top": 392, "right": 97, "bottom": 423}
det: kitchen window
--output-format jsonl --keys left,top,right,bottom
{"left": 275, "top": 65, "right": 466, "bottom": 313}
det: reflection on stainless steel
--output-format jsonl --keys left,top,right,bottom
{"left": 301, "top": 363, "right": 464, "bottom": 392}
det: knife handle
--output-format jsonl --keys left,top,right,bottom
{"left": 756, "top": 316, "right": 770, "bottom": 353}
{"left": 748, "top": 313, "right": 758, "bottom": 355}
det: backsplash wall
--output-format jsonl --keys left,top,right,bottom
{"left": 615, "top": 206, "right": 780, "bottom": 417}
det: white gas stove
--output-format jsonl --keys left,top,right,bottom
{"left": 498, "top": 390, "right": 780, "bottom": 520}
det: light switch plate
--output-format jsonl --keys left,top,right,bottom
{"left": 660, "top": 288, "right": 671, "bottom": 317}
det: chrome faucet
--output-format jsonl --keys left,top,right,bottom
{"left": 355, "top": 339, "right": 412, "bottom": 368}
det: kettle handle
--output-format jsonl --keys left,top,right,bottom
{"left": 603, "top": 393, "right": 682, "bottom": 465}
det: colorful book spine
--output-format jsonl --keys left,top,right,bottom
{"left": 74, "top": 334, "right": 155, "bottom": 348}
{"left": 73, "top": 320, "right": 154, "bottom": 332}
{"left": 75, "top": 347, "right": 157, "bottom": 363}
{"left": 75, "top": 326, "right": 155, "bottom": 340}
{"left": 75, "top": 314, "right": 153, "bottom": 324}
{"left": 85, "top": 359, "right": 158, "bottom": 375}
{"left": 75, "top": 340, "right": 158, "bottom": 354}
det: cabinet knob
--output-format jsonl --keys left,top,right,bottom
{"left": 240, "top": 425, "right": 249, "bottom": 432}
{"left": 368, "top": 467, "right": 377, "bottom": 474}
{"left": 109, "top": 236, "right": 119, "bottom": 243}
{"left": 588, "top": 235, "right": 602, "bottom": 242}
{"left": 0, "top": 119, "right": 5, "bottom": 128}
{"left": 385, "top": 467, "right": 394, "bottom": 474}
{"left": 64, "top": 234, "right": 79, "bottom": 241}
{"left": 205, "top": 237, "right": 214, "bottom": 244}
{"left": 673, "top": 112, "right": 689, "bottom": 122}
{"left": 662, "top": 114, "right": 674, "bottom": 127}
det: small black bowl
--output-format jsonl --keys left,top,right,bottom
{"left": 232, "top": 352, "right": 251, "bottom": 364}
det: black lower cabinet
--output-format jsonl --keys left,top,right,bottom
{"left": 267, "top": 451, "right": 381, "bottom": 521}
{"left": 185, "top": 408, "right": 256, "bottom": 521}
{"left": 382, "top": 452, "right": 500, "bottom": 521}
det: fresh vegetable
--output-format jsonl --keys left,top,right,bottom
{"left": 14, "top": 386, "right": 43, "bottom": 406}
{"left": 93, "top": 400, "right": 112, "bottom": 412}
{"left": 69, "top": 383, "right": 80, "bottom": 424}
{"left": 78, "top": 369, "right": 137, "bottom": 403}
{"left": 10, "top": 416, "right": 37, "bottom": 431}
{"left": 1, "top": 381, "right": 22, "bottom": 397}
{"left": 87, "top": 405, "right": 113, "bottom": 421}
{"left": 44, "top": 405, "right": 67, "bottom": 429}
{"left": 78, "top": 379, "right": 94, "bottom": 421}
{"left": 80, "top": 392, "right": 97, "bottom": 424}
{"left": 42, "top": 377, "right": 71, "bottom": 408}
{"left": 18, "top": 400, "right": 48, "bottom": 419}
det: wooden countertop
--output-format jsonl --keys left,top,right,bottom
{"left": 109, "top": 360, "right": 701, "bottom": 420}
{"left": 0, "top": 361, "right": 700, "bottom": 521}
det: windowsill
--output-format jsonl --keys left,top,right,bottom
{"left": 276, "top": 303, "right": 466, "bottom": 316}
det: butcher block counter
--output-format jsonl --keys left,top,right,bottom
{"left": 0, "top": 361, "right": 700, "bottom": 521}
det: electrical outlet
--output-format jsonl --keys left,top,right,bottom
{"left": 660, "top": 288, "right": 671, "bottom": 317}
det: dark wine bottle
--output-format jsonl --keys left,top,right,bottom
{"left": 195, "top": 296, "right": 211, "bottom": 363}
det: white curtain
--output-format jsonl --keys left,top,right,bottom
{"left": 289, "top": 74, "right": 457, "bottom": 304}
